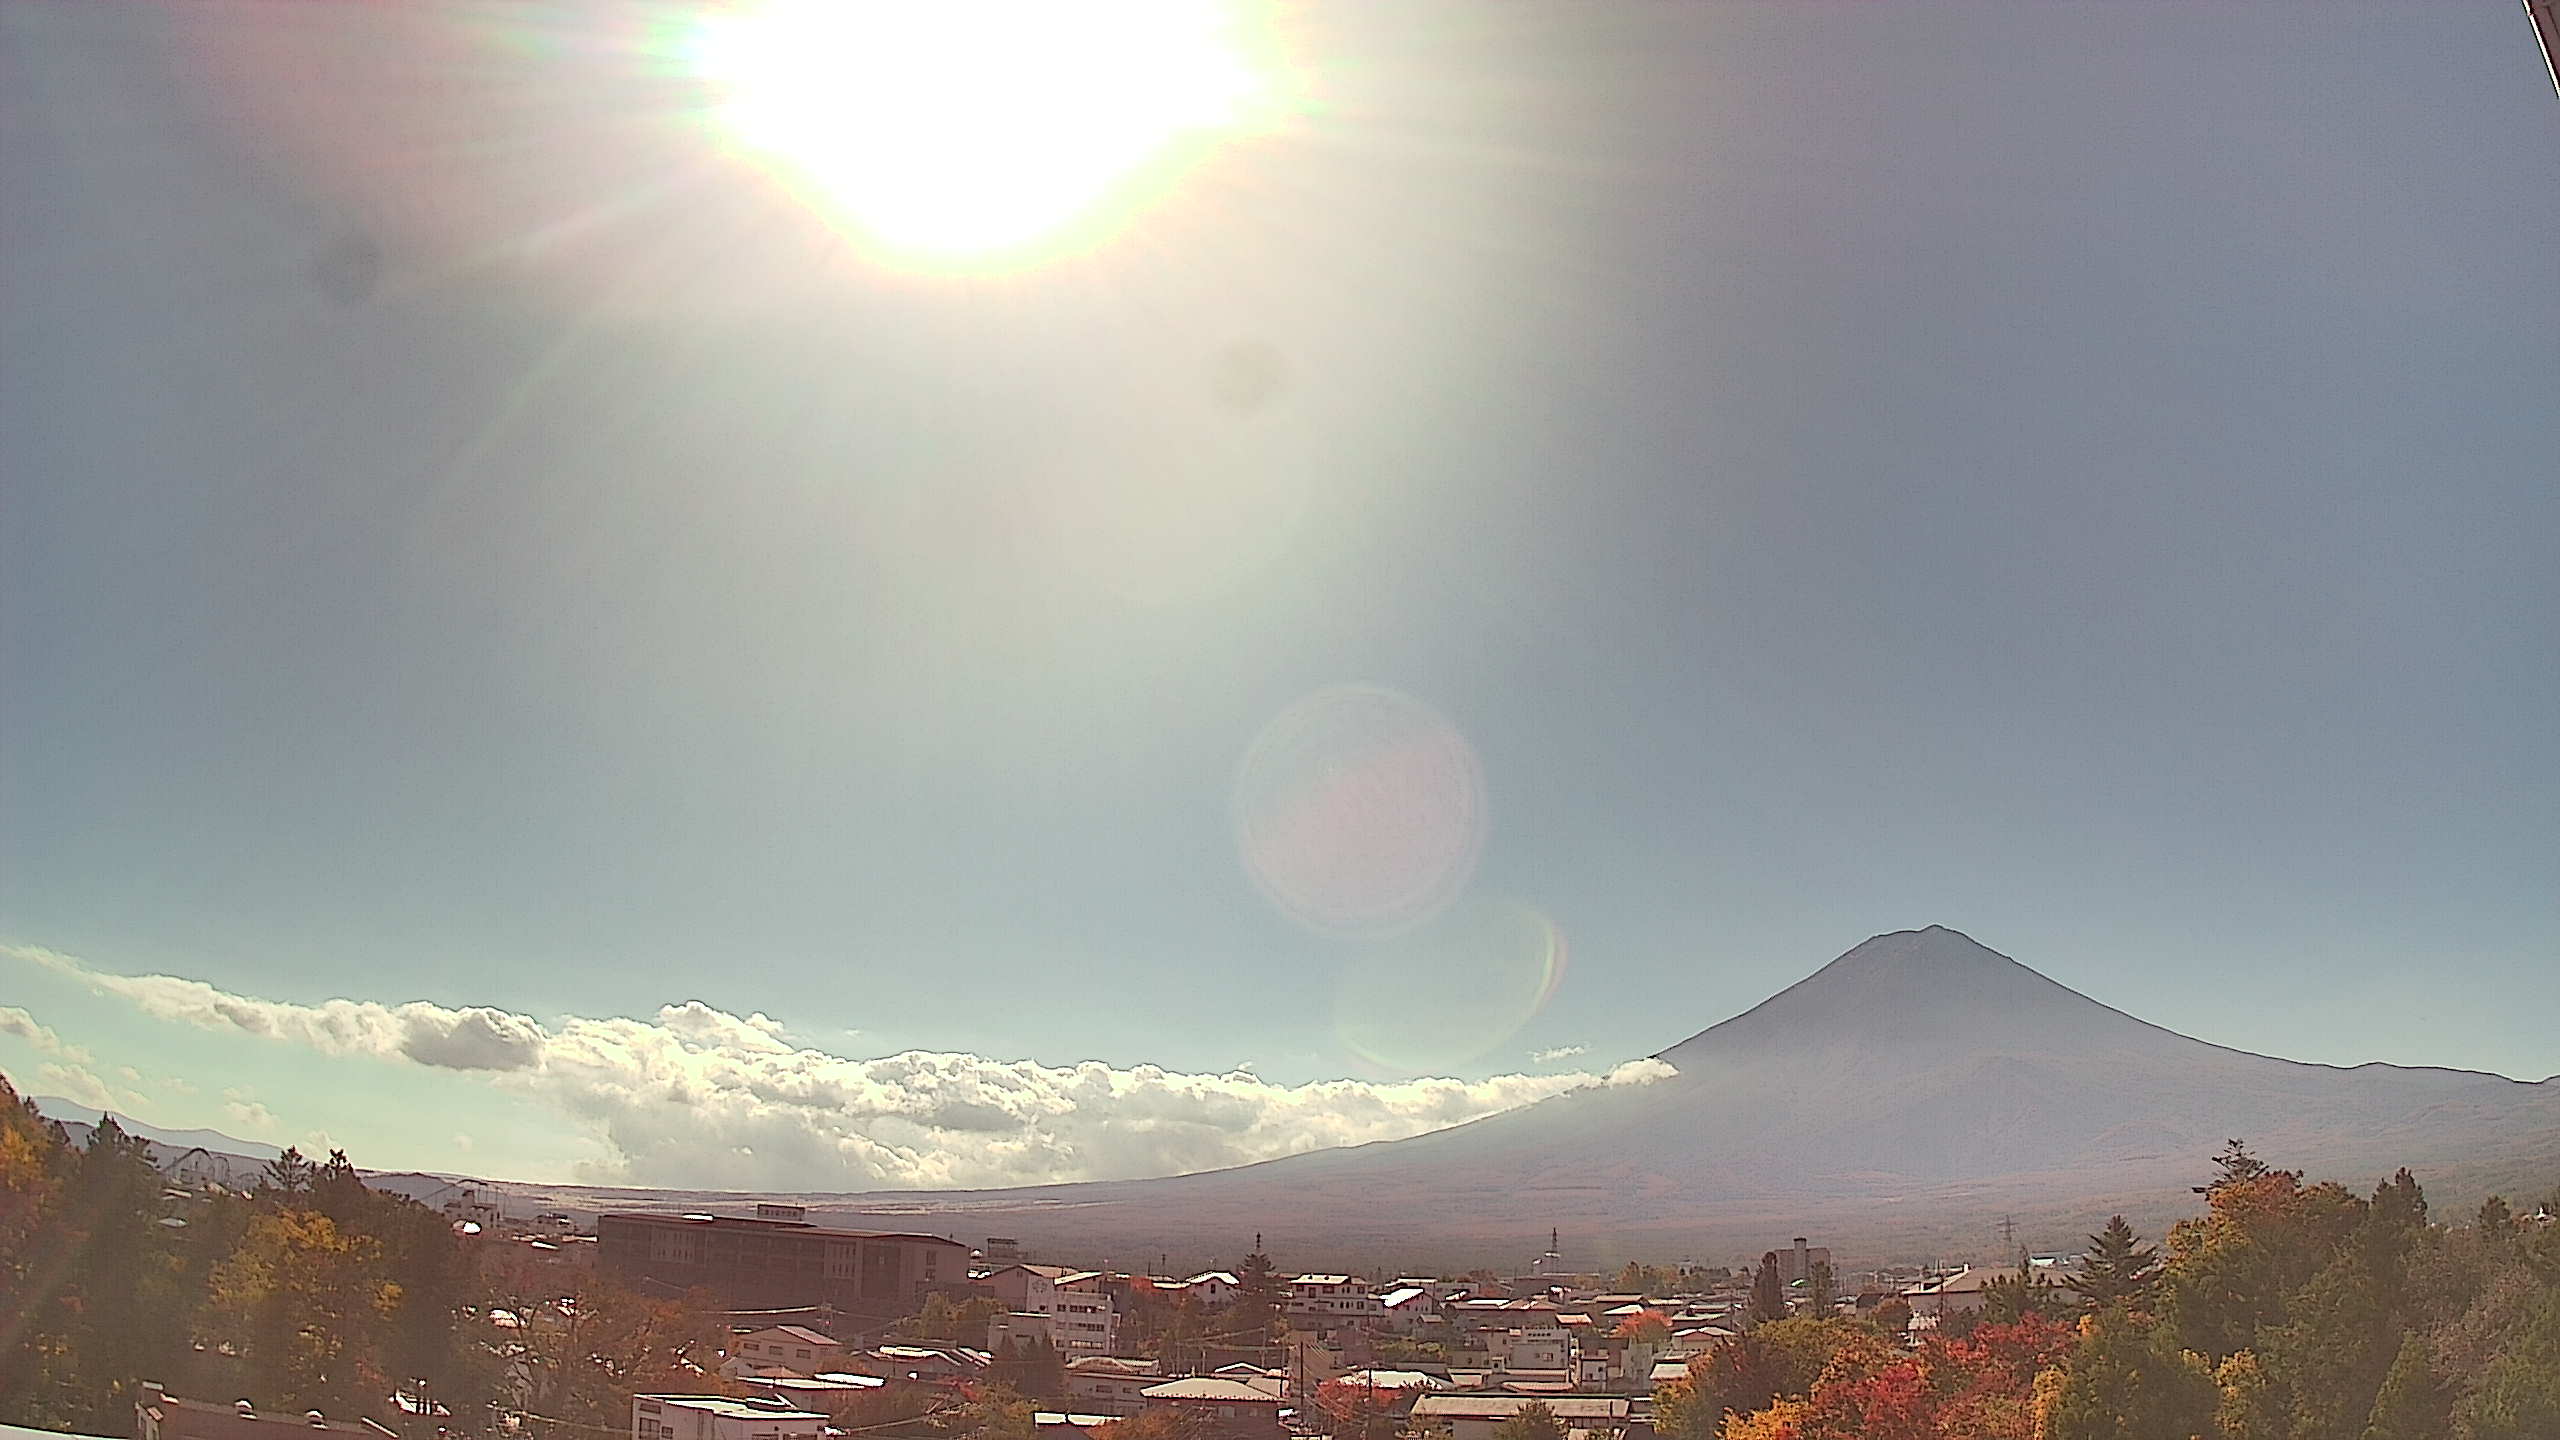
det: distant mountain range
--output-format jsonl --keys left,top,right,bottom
{"left": 32, "top": 1096, "right": 284, "bottom": 1161}
{"left": 479, "top": 927, "right": 2560, "bottom": 1268}
{"left": 35, "top": 929, "right": 2560, "bottom": 1269}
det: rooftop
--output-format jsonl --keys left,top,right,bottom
{"left": 636, "top": 1397, "right": 826, "bottom": 1423}
{"left": 602, "top": 1212, "right": 969, "bottom": 1248}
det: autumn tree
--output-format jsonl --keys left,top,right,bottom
{"left": 1316, "top": 1377, "right": 1405, "bottom": 1440}
{"left": 1093, "top": 1406, "right": 1222, "bottom": 1440}
{"left": 208, "top": 1207, "right": 400, "bottom": 1416}
{"left": 2040, "top": 1308, "right": 2218, "bottom": 1440}
{"left": 1488, "top": 1399, "right": 1565, "bottom": 1440}
{"left": 2065, "top": 1216, "right": 2162, "bottom": 1312}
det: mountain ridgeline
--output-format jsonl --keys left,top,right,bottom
{"left": 602, "top": 926, "right": 2559, "bottom": 1264}
{"left": 124, "top": 928, "right": 2560, "bottom": 1266}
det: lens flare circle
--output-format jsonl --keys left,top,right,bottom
{"left": 1234, "top": 684, "right": 1487, "bottom": 938}
{"left": 1333, "top": 898, "right": 1568, "bottom": 1074}
{"left": 689, "top": 0, "right": 1282, "bottom": 268}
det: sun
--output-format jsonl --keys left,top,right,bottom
{"left": 689, "top": 0, "right": 1285, "bottom": 270}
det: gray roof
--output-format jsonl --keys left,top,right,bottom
{"left": 1411, "top": 1396, "right": 1631, "bottom": 1422}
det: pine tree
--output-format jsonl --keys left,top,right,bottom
{"left": 2196, "top": 1138, "right": 2270, "bottom": 1194}
{"left": 2066, "top": 1216, "right": 2163, "bottom": 1311}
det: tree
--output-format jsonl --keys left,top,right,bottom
{"left": 1094, "top": 1408, "right": 1222, "bottom": 1440}
{"left": 2452, "top": 1284, "right": 2560, "bottom": 1440}
{"left": 2040, "top": 1308, "right": 2218, "bottom": 1440}
{"left": 1979, "top": 1266, "right": 2059, "bottom": 1326}
{"left": 993, "top": 1334, "right": 1065, "bottom": 1402}
{"left": 1750, "top": 1252, "right": 1786, "bottom": 1324}
{"left": 1226, "top": 1250, "right": 1283, "bottom": 1358}
{"left": 207, "top": 1208, "right": 400, "bottom": 1416}
{"left": 1808, "top": 1260, "right": 1834, "bottom": 1317}
{"left": 2065, "top": 1217, "right": 2163, "bottom": 1312}
{"left": 1870, "top": 1297, "right": 1912, "bottom": 1339}
{"left": 1487, "top": 1400, "right": 1565, "bottom": 1440}
{"left": 2197, "top": 1139, "right": 2271, "bottom": 1194}
{"left": 2357, "top": 1332, "right": 2445, "bottom": 1440}
{"left": 942, "top": 1383, "right": 1037, "bottom": 1440}
{"left": 1316, "top": 1377, "right": 1404, "bottom": 1440}
{"left": 2477, "top": 1195, "right": 2515, "bottom": 1241}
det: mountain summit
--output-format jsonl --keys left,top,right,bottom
{"left": 503, "top": 928, "right": 2560, "bottom": 1264}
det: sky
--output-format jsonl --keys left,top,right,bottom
{"left": 3, "top": 1, "right": 2555, "bottom": 1192}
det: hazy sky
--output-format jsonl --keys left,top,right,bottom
{"left": 4, "top": 1, "right": 2555, "bottom": 1190}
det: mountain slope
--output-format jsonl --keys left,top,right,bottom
{"left": 476, "top": 928, "right": 2560, "bottom": 1266}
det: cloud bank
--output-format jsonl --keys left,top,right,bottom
{"left": 8, "top": 945, "right": 1672, "bottom": 1191}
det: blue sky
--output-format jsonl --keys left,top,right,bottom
{"left": 3, "top": 1, "right": 2555, "bottom": 1189}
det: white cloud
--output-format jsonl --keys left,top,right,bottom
{"left": 117, "top": 1065, "right": 144, "bottom": 1085}
{"left": 225, "top": 1097, "right": 281, "bottom": 1134}
{"left": 0, "top": 1004, "right": 94, "bottom": 1065}
{"left": 452, "top": 1132, "right": 476, "bottom": 1151}
{"left": 10, "top": 942, "right": 1676, "bottom": 1191}
{"left": 1530, "top": 1044, "right": 1588, "bottom": 1063}
{"left": 37, "top": 1061, "right": 115, "bottom": 1111}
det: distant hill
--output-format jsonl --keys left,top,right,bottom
{"left": 467, "top": 928, "right": 2560, "bottom": 1269}
{"left": 33, "top": 1096, "right": 283, "bottom": 1161}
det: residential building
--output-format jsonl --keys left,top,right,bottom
{"left": 598, "top": 1211, "right": 967, "bottom": 1313}
{"left": 1409, "top": 1395, "right": 1631, "bottom": 1440}
{"left": 1287, "top": 1275, "right": 1383, "bottom": 1323}
{"left": 1377, "top": 1286, "right": 1439, "bottom": 1333}
{"left": 632, "top": 1396, "right": 826, "bottom": 1440}
{"left": 1899, "top": 1266, "right": 2057, "bottom": 1317}
{"left": 136, "top": 1387, "right": 394, "bottom": 1440}
{"left": 1138, "top": 1377, "right": 1287, "bottom": 1440}
{"left": 730, "top": 1325, "right": 847, "bottom": 1375}
{"left": 1064, "top": 1357, "right": 1164, "bottom": 1415}
{"left": 1174, "top": 1271, "right": 1241, "bottom": 1306}
{"left": 982, "top": 1264, "right": 1120, "bottom": 1356}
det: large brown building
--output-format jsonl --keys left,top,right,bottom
{"left": 597, "top": 1206, "right": 968, "bottom": 1313}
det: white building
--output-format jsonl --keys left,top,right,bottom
{"left": 633, "top": 1396, "right": 826, "bottom": 1440}
{"left": 1286, "top": 1275, "right": 1383, "bottom": 1323}
{"left": 984, "top": 1264, "right": 1120, "bottom": 1356}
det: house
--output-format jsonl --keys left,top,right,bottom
{"left": 1174, "top": 1271, "right": 1242, "bottom": 1306}
{"left": 135, "top": 1388, "right": 394, "bottom": 1440}
{"left": 1377, "top": 1286, "right": 1440, "bottom": 1333}
{"left": 1900, "top": 1266, "right": 2060, "bottom": 1317}
{"left": 982, "top": 1265, "right": 1120, "bottom": 1356}
{"left": 1409, "top": 1395, "right": 1631, "bottom": 1440}
{"left": 731, "top": 1325, "right": 847, "bottom": 1375}
{"left": 632, "top": 1397, "right": 826, "bottom": 1440}
{"left": 1064, "top": 1357, "right": 1164, "bottom": 1415}
{"left": 1484, "top": 1326, "right": 1570, "bottom": 1371}
{"left": 1287, "top": 1275, "right": 1383, "bottom": 1323}
{"left": 1138, "top": 1377, "right": 1287, "bottom": 1440}
{"left": 865, "top": 1344, "right": 993, "bottom": 1383}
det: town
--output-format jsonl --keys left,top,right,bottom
{"left": 8, "top": 1085, "right": 2557, "bottom": 1440}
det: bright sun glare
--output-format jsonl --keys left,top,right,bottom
{"left": 690, "top": 0, "right": 1283, "bottom": 268}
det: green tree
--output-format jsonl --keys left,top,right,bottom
{"left": 1807, "top": 1259, "right": 1834, "bottom": 1316}
{"left": 2452, "top": 1284, "right": 2560, "bottom": 1440}
{"left": 942, "top": 1383, "right": 1037, "bottom": 1440}
{"left": 1488, "top": 1399, "right": 1565, "bottom": 1440}
{"left": 2066, "top": 1216, "right": 2163, "bottom": 1312}
{"left": 1749, "top": 1252, "right": 1785, "bottom": 1324}
{"left": 2041, "top": 1308, "right": 2218, "bottom": 1440}
{"left": 2197, "top": 1139, "right": 2271, "bottom": 1195}
{"left": 208, "top": 1207, "right": 399, "bottom": 1415}
{"left": 2357, "top": 1332, "right": 2445, "bottom": 1440}
{"left": 1980, "top": 1264, "right": 2060, "bottom": 1325}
